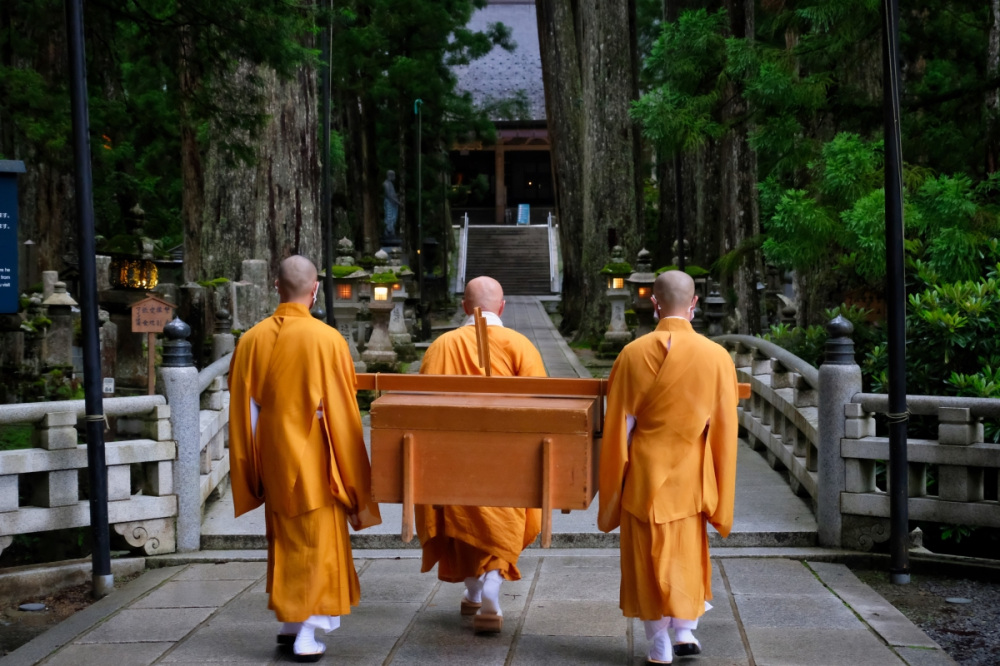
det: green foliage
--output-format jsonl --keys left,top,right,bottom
{"left": 21, "top": 316, "right": 52, "bottom": 334}
{"left": 197, "top": 277, "right": 230, "bottom": 289}
{"left": 330, "top": 265, "right": 364, "bottom": 278}
{"left": 762, "top": 303, "right": 879, "bottom": 370}
{"left": 632, "top": 9, "right": 728, "bottom": 155}
{"left": 654, "top": 265, "right": 710, "bottom": 278}
{"left": 863, "top": 253, "right": 1000, "bottom": 441}
{"left": 0, "top": 425, "right": 33, "bottom": 451}
{"left": 600, "top": 262, "right": 633, "bottom": 275}
{"left": 370, "top": 271, "right": 398, "bottom": 284}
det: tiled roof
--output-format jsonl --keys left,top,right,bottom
{"left": 453, "top": 1, "right": 546, "bottom": 121}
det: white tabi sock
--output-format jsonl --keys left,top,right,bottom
{"left": 281, "top": 622, "right": 302, "bottom": 636}
{"left": 293, "top": 615, "right": 340, "bottom": 655}
{"left": 464, "top": 576, "right": 483, "bottom": 604}
{"left": 643, "top": 618, "right": 673, "bottom": 663}
{"left": 479, "top": 570, "right": 503, "bottom": 616}
{"left": 672, "top": 616, "right": 700, "bottom": 647}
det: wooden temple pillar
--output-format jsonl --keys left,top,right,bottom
{"left": 494, "top": 138, "right": 505, "bottom": 225}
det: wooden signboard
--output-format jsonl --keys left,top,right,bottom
{"left": 131, "top": 295, "right": 175, "bottom": 395}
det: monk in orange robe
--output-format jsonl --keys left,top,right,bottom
{"left": 228, "top": 255, "right": 381, "bottom": 662}
{"left": 416, "top": 276, "right": 545, "bottom": 633}
{"left": 598, "top": 270, "right": 738, "bottom": 665}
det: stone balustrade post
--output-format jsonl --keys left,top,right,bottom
{"left": 817, "top": 315, "right": 862, "bottom": 547}
{"left": 212, "top": 308, "right": 235, "bottom": 361}
{"left": 160, "top": 318, "right": 201, "bottom": 552}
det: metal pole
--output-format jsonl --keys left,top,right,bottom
{"left": 415, "top": 99, "right": 424, "bottom": 300}
{"left": 65, "top": 0, "right": 113, "bottom": 598}
{"left": 320, "top": 7, "right": 335, "bottom": 327}
{"left": 413, "top": 99, "right": 424, "bottom": 301}
{"left": 881, "top": 0, "right": 910, "bottom": 585}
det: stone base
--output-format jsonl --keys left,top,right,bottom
{"left": 363, "top": 359, "right": 399, "bottom": 373}
{"left": 392, "top": 341, "right": 418, "bottom": 362}
{"left": 354, "top": 360, "right": 368, "bottom": 373}
{"left": 362, "top": 350, "right": 398, "bottom": 369}
{"left": 598, "top": 335, "right": 630, "bottom": 359}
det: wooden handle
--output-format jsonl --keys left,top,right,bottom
{"left": 401, "top": 433, "right": 414, "bottom": 543}
{"left": 473, "top": 306, "right": 492, "bottom": 376}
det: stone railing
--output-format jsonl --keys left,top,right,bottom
{"left": 0, "top": 395, "right": 178, "bottom": 556}
{"left": 160, "top": 319, "right": 231, "bottom": 553}
{"left": 840, "top": 393, "right": 1000, "bottom": 550}
{"left": 714, "top": 334, "right": 820, "bottom": 502}
{"left": 719, "top": 316, "right": 1000, "bottom": 551}
{"left": 0, "top": 317, "right": 233, "bottom": 558}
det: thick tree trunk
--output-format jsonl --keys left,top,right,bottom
{"left": 720, "top": 0, "right": 761, "bottom": 334}
{"left": 578, "top": 0, "right": 641, "bottom": 342}
{"left": 3, "top": 6, "right": 75, "bottom": 277}
{"left": 200, "top": 64, "right": 320, "bottom": 282}
{"left": 536, "top": 0, "right": 585, "bottom": 334}
{"left": 340, "top": 91, "right": 380, "bottom": 256}
{"left": 988, "top": 0, "right": 1000, "bottom": 173}
{"left": 179, "top": 28, "right": 205, "bottom": 283}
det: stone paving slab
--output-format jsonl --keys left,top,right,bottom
{"left": 3, "top": 555, "right": 957, "bottom": 666}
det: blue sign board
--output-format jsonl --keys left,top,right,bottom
{"left": 517, "top": 203, "right": 530, "bottom": 225}
{"left": 0, "top": 160, "right": 25, "bottom": 314}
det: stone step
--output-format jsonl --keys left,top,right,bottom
{"left": 465, "top": 226, "right": 552, "bottom": 295}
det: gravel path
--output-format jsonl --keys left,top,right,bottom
{"left": 853, "top": 568, "right": 1000, "bottom": 666}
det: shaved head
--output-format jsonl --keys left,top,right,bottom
{"left": 463, "top": 276, "right": 505, "bottom": 316}
{"left": 277, "top": 255, "right": 318, "bottom": 303}
{"left": 653, "top": 270, "right": 696, "bottom": 317}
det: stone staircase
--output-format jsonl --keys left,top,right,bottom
{"left": 464, "top": 225, "right": 552, "bottom": 295}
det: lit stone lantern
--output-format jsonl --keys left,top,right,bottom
{"left": 362, "top": 271, "right": 399, "bottom": 371}
{"left": 599, "top": 246, "right": 633, "bottom": 356}
{"left": 328, "top": 237, "right": 368, "bottom": 348}
{"left": 626, "top": 248, "right": 656, "bottom": 336}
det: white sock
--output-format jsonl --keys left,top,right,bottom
{"left": 672, "top": 616, "right": 700, "bottom": 646}
{"left": 464, "top": 576, "right": 483, "bottom": 603}
{"left": 293, "top": 615, "right": 339, "bottom": 655}
{"left": 281, "top": 621, "right": 302, "bottom": 635}
{"left": 479, "top": 570, "right": 503, "bottom": 616}
{"left": 643, "top": 619, "right": 672, "bottom": 662}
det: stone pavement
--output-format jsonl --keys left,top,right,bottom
{"left": 0, "top": 297, "right": 958, "bottom": 665}
{"left": 3, "top": 552, "right": 956, "bottom": 665}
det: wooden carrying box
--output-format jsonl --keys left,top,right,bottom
{"left": 366, "top": 378, "right": 603, "bottom": 548}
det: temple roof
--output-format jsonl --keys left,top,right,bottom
{"left": 453, "top": 1, "right": 546, "bottom": 122}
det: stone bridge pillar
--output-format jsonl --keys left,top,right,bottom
{"left": 817, "top": 315, "right": 862, "bottom": 547}
{"left": 161, "top": 318, "right": 201, "bottom": 552}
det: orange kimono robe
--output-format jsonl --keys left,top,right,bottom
{"left": 416, "top": 317, "right": 546, "bottom": 582}
{"left": 598, "top": 317, "right": 738, "bottom": 621}
{"left": 228, "top": 302, "right": 381, "bottom": 622}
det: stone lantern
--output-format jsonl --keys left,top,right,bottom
{"left": 599, "top": 246, "right": 633, "bottom": 356}
{"left": 327, "top": 237, "right": 369, "bottom": 350}
{"left": 626, "top": 248, "right": 657, "bottom": 336}
{"left": 41, "top": 281, "right": 78, "bottom": 369}
{"left": 363, "top": 266, "right": 399, "bottom": 371}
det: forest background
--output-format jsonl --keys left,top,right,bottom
{"left": 2, "top": 0, "right": 1000, "bottom": 411}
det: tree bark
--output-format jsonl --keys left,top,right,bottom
{"left": 536, "top": 0, "right": 585, "bottom": 334}
{"left": 3, "top": 5, "right": 75, "bottom": 276}
{"left": 578, "top": 0, "right": 641, "bottom": 341}
{"left": 200, "top": 63, "right": 320, "bottom": 282}
{"left": 179, "top": 27, "right": 205, "bottom": 283}
{"left": 720, "top": 0, "right": 762, "bottom": 334}
{"left": 988, "top": 0, "right": 1000, "bottom": 173}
